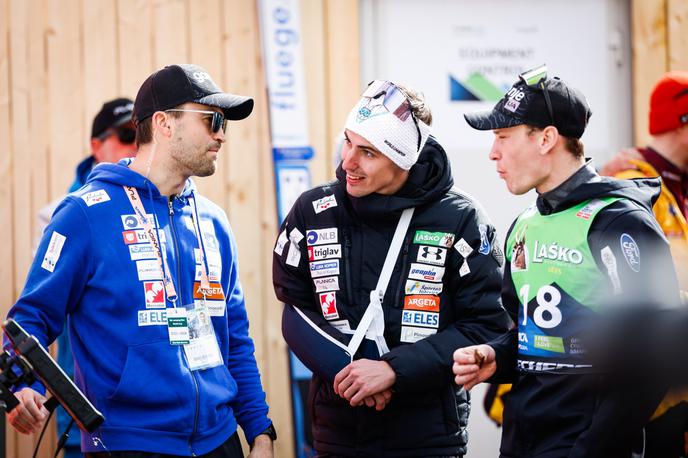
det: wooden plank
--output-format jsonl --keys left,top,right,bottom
{"left": 83, "top": 0, "right": 119, "bottom": 131}
{"left": 223, "top": 1, "right": 294, "bottom": 455}
{"left": 324, "top": 0, "right": 360, "bottom": 172}
{"left": 28, "top": 0, "right": 50, "bottom": 235}
{"left": 46, "top": 0, "right": 84, "bottom": 199}
{"left": 667, "top": 0, "right": 688, "bottom": 70}
{"left": 187, "top": 0, "right": 226, "bottom": 206}
{"left": 631, "top": 0, "right": 667, "bottom": 145}
{"left": 117, "top": 0, "right": 154, "bottom": 97}
{"left": 300, "top": 0, "right": 329, "bottom": 186}
{"left": 152, "top": 0, "right": 188, "bottom": 68}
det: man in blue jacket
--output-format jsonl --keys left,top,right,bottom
{"left": 7, "top": 64, "right": 275, "bottom": 457}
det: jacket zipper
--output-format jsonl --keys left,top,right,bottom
{"left": 168, "top": 198, "right": 200, "bottom": 457}
{"left": 393, "top": 237, "right": 410, "bottom": 309}
{"left": 343, "top": 232, "right": 354, "bottom": 304}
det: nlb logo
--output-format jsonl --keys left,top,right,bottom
{"left": 403, "top": 295, "right": 440, "bottom": 312}
{"left": 306, "top": 228, "right": 338, "bottom": 246}
{"left": 308, "top": 244, "right": 341, "bottom": 261}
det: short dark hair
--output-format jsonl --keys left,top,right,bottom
{"left": 527, "top": 125, "right": 584, "bottom": 159}
{"left": 135, "top": 107, "right": 184, "bottom": 147}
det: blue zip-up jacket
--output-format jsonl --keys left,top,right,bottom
{"left": 9, "top": 160, "right": 272, "bottom": 455}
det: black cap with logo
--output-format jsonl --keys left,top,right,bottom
{"left": 133, "top": 64, "right": 254, "bottom": 125}
{"left": 464, "top": 65, "right": 592, "bottom": 139}
{"left": 91, "top": 98, "right": 134, "bottom": 139}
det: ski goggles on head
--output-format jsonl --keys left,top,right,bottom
{"left": 362, "top": 80, "right": 422, "bottom": 152}
{"left": 519, "top": 65, "right": 555, "bottom": 125}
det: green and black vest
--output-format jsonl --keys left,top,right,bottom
{"left": 506, "top": 197, "right": 620, "bottom": 374}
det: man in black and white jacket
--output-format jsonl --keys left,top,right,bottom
{"left": 273, "top": 80, "right": 510, "bottom": 457}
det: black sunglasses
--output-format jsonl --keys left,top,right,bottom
{"left": 165, "top": 109, "right": 227, "bottom": 134}
{"left": 520, "top": 65, "right": 555, "bottom": 125}
{"left": 98, "top": 126, "right": 136, "bottom": 144}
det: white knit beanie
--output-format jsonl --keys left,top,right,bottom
{"left": 344, "top": 82, "right": 432, "bottom": 170}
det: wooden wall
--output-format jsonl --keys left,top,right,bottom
{"left": 0, "top": 0, "right": 359, "bottom": 457}
{"left": 631, "top": 0, "right": 688, "bottom": 145}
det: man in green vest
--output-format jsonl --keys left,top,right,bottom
{"left": 454, "top": 65, "right": 680, "bottom": 457}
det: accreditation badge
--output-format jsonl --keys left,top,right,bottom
{"left": 182, "top": 302, "right": 223, "bottom": 371}
{"left": 166, "top": 307, "right": 190, "bottom": 345}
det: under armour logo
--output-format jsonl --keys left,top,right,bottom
{"left": 422, "top": 246, "right": 443, "bottom": 260}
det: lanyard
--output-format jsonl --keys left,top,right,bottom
{"left": 187, "top": 196, "right": 212, "bottom": 296}
{"left": 123, "top": 186, "right": 178, "bottom": 303}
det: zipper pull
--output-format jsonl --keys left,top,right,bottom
{"left": 168, "top": 199, "right": 174, "bottom": 216}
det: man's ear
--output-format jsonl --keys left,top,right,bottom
{"left": 151, "top": 111, "right": 172, "bottom": 137}
{"left": 539, "top": 125, "right": 560, "bottom": 156}
{"left": 91, "top": 138, "right": 105, "bottom": 163}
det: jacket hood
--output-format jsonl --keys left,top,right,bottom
{"left": 335, "top": 136, "right": 454, "bottom": 217}
{"left": 550, "top": 174, "right": 661, "bottom": 214}
{"left": 85, "top": 157, "right": 197, "bottom": 198}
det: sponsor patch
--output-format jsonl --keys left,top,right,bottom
{"left": 309, "top": 260, "right": 340, "bottom": 278}
{"left": 122, "top": 229, "right": 165, "bottom": 245}
{"left": 121, "top": 213, "right": 154, "bottom": 230}
{"left": 459, "top": 260, "right": 470, "bottom": 277}
{"left": 312, "top": 195, "right": 338, "bottom": 214}
{"left": 533, "top": 335, "right": 565, "bottom": 353}
{"left": 81, "top": 189, "right": 110, "bottom": 206}
{"left": 138, "top": 309, "right": 168, "bottom": 326}
{"left": 416, "top": 245, "right": 447, "bottom": 266}
{"left": 129, "top": 243, "right": 157, "bottom": 260}
{"left": 600, "top": 246, "right": 622, "bottom": 295}
{"left": 401, "top": 310, "right": 439, "bottom": 329}
{"left": 329, "top": 319, "right": 353, "bottom": 334}
{"left": 319, "top": 292, "right": 339, "bottom": 320}
{"left": 193, "top": 282, "right": 225, "bottom": 300}
{"left": 576, "top": 199, "right": 606, "bottom": 220}
{"left": 308, "top": 243, "right": 341, "bottom": 261}
{"left": 478, "top": 224, "right": 490, "bottom": 255}
{"left": 41, "top": 231, "right": 66, "bottom": 272}
{"left": 413, "top": 231, "right": 454, "bottom": 248}
{"left": 195, "top": 299, "right": 225, "bottom": 317}
{"left": 532, "top": 241, "right": 583, "bottom": 264}
{"left": 405, "top": 280, "right": 443, "bottom": 295}
{"left": 195, "top": 265, "right": 221, "bottom": 282}
{"left": 274, "top": 229, "right": 289, "bottom": 256}
{"left": 454, "top": 238, "right": 473, "bottom": 258}
{"left": 400, "top": 326, "right": 436, "bottom": 343}
{"left": 136, "top": 260, "right": 163, "bottom": 281}
{"left": 306, "top": 228, "right": 338, "bottom": 246}
{"left": 144, "top": 281, "right": 165, "bottom": 308}
{"left": 286, "top": 228, "right": 304, "bottom": 267}
{"left": 404, "top": 295, "right": 440, "bottom": 312}
{"left": 314, "top": 276, "right": 339, "bottom": 292}
{"left": 620, "top": 233, "right": 640, "bottom": 272}
{"left": 408, "top": 263, "right": 445, "bottom": 282}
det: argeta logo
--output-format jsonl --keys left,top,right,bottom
{"left": 319, "top": 292, "right": 339, "bottom": 320}
{"left": 404, "top": 295, "right": 440, "bottom": 312}
{"left": 144, "top": 281, "right": 165, "bottom": 308}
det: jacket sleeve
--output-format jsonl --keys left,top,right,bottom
{"left": 5, "top": 197, "right": 93, "bottom": 394}
{"left": 223, "top": 222, "right": 272, "bottom": 444}
{"left": 382, "top": 204, "right": 512, "bottom": 393}
{"left": 272, "top": 197, "right": 354, "bottom": 381}
{"left": 569, "top": 203, "right": 680, "bottom": 457}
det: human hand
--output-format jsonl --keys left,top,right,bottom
{"left": 452, "top": 344, "right": 497, "bottom": 390}
{"left": 333, "top": 359, "right": 396, "bottom": 406}
{"left": 359, "top": 389, "right": 393, "bottom": 411}
{"left": 7, "top": 387, "right": 49, "bottom": 434}
{"left": 599, "top": 147, "right": 642, "bottom": 176}
{"left": 248, "top": 433, "right": 274, "bottom": 457}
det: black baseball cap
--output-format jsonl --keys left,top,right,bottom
{"left": 464, "top": 65, "right": 592, "bottom": 139}
{"left": 133, "top": 64, "right": 254, "bottom": 124}
{"left": 91, "top": 98, "right": 134, "bottom": 139}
